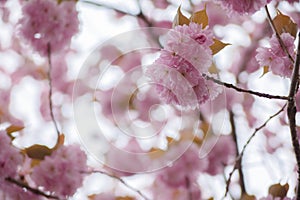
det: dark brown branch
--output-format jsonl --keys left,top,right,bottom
{"left": 229, "top": 111, "right": 246, "bottom": 196}
{"left": 47, "top": 44, "right": 60, "bottom": 137}
{"left": 5, "top": 177, "right": 61, "bottom": 200}
{"left": 203, "top": 74, "right": 289, "bottom": 100}
{"left": 88, "top": 170, "right": 150, "bottom": 200}
{"left": 265, "top": 5, "right": 295, "bottom": 63}
{"left": 287, "top": 32, "right": 300, "bottom": 199}
{"left": 224, "top": 104, "right": 286, "bottom": 197}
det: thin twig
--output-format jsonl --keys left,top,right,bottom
{"left": 287, "top": 32, "right": 300, "bottom": 199}
{"left": 229, "top": 111, "right": 246, "bottom": 196}
{"left": 224, "top": 104, "right": 287, "bottom": 197}
{"left": 185, "top": 176, "right": 193, "bottom": 200}
{"left": 5, "top": 177, "right": 62, "bottom": 200}
{"left": 47, "top": 44, "right": 60, "bottom": 137}
{"left": 89, "top": 170, "right": 150, "bottom": 200}
{"left": 203, "top": 74, "right": 289, "bottom": 100}
{"left": 80, "top": 0, "right": 135, "bottom": 16}
{"left": 265, "top": 5, "right": 295, "bottom": 63}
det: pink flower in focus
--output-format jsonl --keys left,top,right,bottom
{"left": 31, "top": 145, "right": 87, "bottom": 197}
{"left": 256, "top": 33, "right": 295, "bottom": 77}
{"left": 146, "top": 63, "right": 199, "bottom": 109}
{"left": 146, "top": 22, "right": 221, "bottom": 109}
{"left": 203, "top": 135, "right": 236, "bottom": 175}
{"left": 18, "top": 0, "right": 79, "bottom": 56}
{"left": 216, "top": 0, "right": 271, "bottom": 15}
{"left": 0, "top": 131, "right": 23, "bottom": 179}
{"left": 165, "top": 23, "right": 213, "bottom": 71}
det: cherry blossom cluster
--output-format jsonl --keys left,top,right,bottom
{"left": 256, "top": 33, "right": 296, "bottom": 77}
{"left": 18, "top": 0, "right": 79, "bottom": 56}
{"left": 215, "top": 0, "right": 272, "bottom": 15}
{"left": 31, "top": 144, "right": 88, "bottom": 198}
{"left": 152, "top": 136, "right": 236, "bottom": 199}
{"left": 0, "top": 131, "right": 87, "bottom": 199}
{"left": 146, "top": 22, "right": 221, "bottom": 109}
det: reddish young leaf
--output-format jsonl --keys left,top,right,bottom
{"left": 116, "top": 197, "right": 135, "bottom": 200}
{"left": 241, "top": 193, "right": 256, "bottom": 200}
{"left": 190, "top": 6, "right": 209, "bottom": 28}
{"left": 268, "top": 183, "right": 289, "bottom": 198}
{"left": 6, "top": 125, "right": 24, "bottom": 134}
{"left": 23, "top": 144, "right": 52, "bottom": 160}
{"left": 6, "top": 125, "right": 24, "bottom": 140}
{"left": 210, "top": 39, "right": 230, "bottom": 55}
{"left": 273, "top": 10, "right": 297, "bottom": 38}
{"left": 260, "top": 66, "right": 269, "bottom": 78}
{"left": 173, "top": 6, "right": 190, "bottom": 27}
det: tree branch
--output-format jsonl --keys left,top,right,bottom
{"left": 224, "top": 104, "right": 286, "bottom": 197}
{"left": 5, "top": 177, "right": 61, "bottom": 200}
{"left": 287, "top": 32, "right": 300, "bottom": 199}
{"left": 47, "top": 44, "right": 60, "bottom": 138}
{"left": 203, "top": 74, "right": 289, "bottom": 100}
{"left": 88, "top": 170, "right": 150, "bottom": 200}
{"left": 229, "top": 111, "right": 246, "bottom": 196}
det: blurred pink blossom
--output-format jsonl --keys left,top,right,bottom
{"left": 18, "top": 0, "right": 79, "bottom": 56}
{"left": 256, "top": 33, "right": 295, "bottom": 78}
{"left": 216, "top": 0, "right": 272, "bottom": 15}
{"left": 158, "top": 143, "right": 208, "bottom": 187}
{"left": 0, "top": 131, "right": 23, "bottom": 179}
{"left": 203, "top": 135, "right": 236, "bottom": 175}
{"left": 31, "top": 144, "right": 87, "bottom": 197}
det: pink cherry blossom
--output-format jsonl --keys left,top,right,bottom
{"left": 18, "top": 0, "right": 79, "bottom": 56}
{"left": 0, "top": 130, "right": 23, "bottom": 179}
{"left": 31, "top": 144, "right": 87, "bottom": 197}
{"left": 158, "top": 143, "right": 208, "bottom": 188}
{"left": 203, "top": 135, "right": 236, "bottom": 175}
{"left": 256, "top": 33, "right": 295, "bottom": 78}
{"left": 152, "top": 0, "right": 169, "bottom": 9}
{"left": 165, "top": 23, "right": 213, "bottom": 71}
{"left": 153, "top": 177, "right": 202, "bottom": 200}
{"left": 216, "top": 0, "right": 272, "bottom": 15}
{"left": 146, "top": 21, "right": 221, "bottom": 109}
{"left": 0, "top": 131, "right": 31, "bottom": 199}
{"left": 146, "top": 62, "right": 198, "bottom": 109}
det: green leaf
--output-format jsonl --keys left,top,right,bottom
{"left": 268, "top": 183, "right": 289, "bottom": 198}
{"left": 210, "top": 39, "right": 230, "bottom": 55}
{"left": 273, "top": 10, "right": 297, "bottom": 38}
{"left": 173, "top": 6, "right": 190, "bottom": 27}
{"left": 190, "top": 5, "right": 208, "bottom": 28}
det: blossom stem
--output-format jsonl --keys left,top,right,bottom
{"left": 287, "top": 32, "right": 300, "bottom": 199}
{"left": 224, "top": 104, "right": 286, "bottom": 197}
{"left": 5, "top": 177, "right": 61, "bottom": 200}
{"left": 47, "top": 44, "right": 60, "bottom": 138}
{"left": 264, "top": 5, "right": 295, "bottom": 63}
{"left": 229, "top": 111, "right": 246, "bottom": 196}
{"left": 88, "top": 170, "right": 150, "bottom": 200}
{"left": 203, "top": 74, "right": 289, "bottom": 100}
{"left": 185, "top": 176, "right": 193, "bottom": 200}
